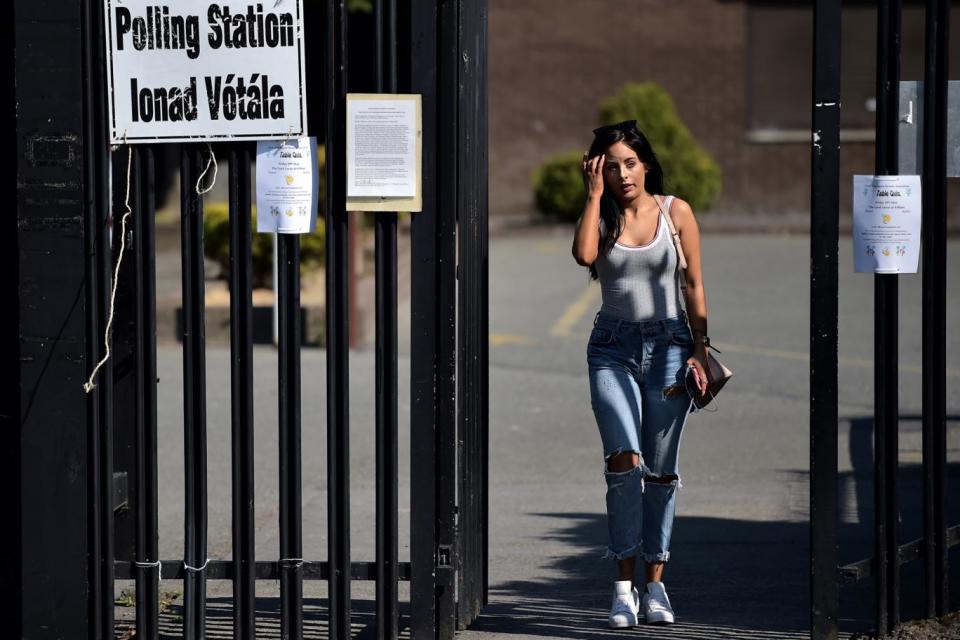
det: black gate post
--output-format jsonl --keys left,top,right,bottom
{"left": 873, "top": 0, "right": 902, "bottom": 633}
{"left": 921, "top": 0, "right": 950, "bottom": 619}
{"left": 455, "top": 0, "right": 489, "bottom": 629}
{"left": 14, "top": 0, "right": 103, "bottom": 636}
{"left": 1, "top": 4, "right": 20, "bottom": 632}
{"left": 408, "top": 0, "right": 459, "bottom": 637}
{"left": 325, "top": 1, "right": 353, "bottom": 638}
{"left": 810, "top": 0, "right": 841, "bottom": 638}
{"left": 407, "top": 0, "right": 439, "bottom": 637}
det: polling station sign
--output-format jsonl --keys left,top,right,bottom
{"left": 104, "top": 1, "right": 307, "bottom": 143}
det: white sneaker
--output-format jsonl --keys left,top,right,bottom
{"left": 642, "top": 581, "right": 675, "bottom": 624}
{"left": 607, "top": 580, "right": 640, "bottom": 628}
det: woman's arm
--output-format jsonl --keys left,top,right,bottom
{"left": 671, "top": 198, "right": 711, "bottom": 389}
{"left": 571, "top": 154, "right": 605, "bottom": 266}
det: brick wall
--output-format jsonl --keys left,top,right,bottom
{"left": 489, "top": 0, "right": 958, "bottom": 224}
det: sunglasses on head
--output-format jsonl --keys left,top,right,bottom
{"left": 592, "top": 120, "right": 638, "bottom": 136}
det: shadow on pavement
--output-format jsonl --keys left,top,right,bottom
{"left": 155, "top": 596, "right": 412, "bottom": 640}
{"left": 470, "top": 512, "right": 809, "bottom": 639}
{"left": 839, "top": 415, "right": 960, "bottom": 636}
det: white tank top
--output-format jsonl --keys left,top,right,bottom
{"left": 595, "top": 196, "right": 684, "bottom": 322}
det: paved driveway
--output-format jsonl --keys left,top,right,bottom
{"left": 137, "top": 226, "right": 959, "bottom": 638}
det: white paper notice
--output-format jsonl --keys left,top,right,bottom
{"left": 852, "top": 175, "right": 921, "bottom": 274}
{"left": 256, "top": 137, "right": 319, "bottom": 234}
{"left": 347, "top": 98, "right": 417, "bottom": 197}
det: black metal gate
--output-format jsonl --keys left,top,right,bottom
{"left": 11, "top": 0, "right": 488, "bottom": 638}
{"left": 810, "top": 1, "right": 956, "bottom": 638}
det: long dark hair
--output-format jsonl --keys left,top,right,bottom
{"left": 586, "top": 123, "right": 665, "bottom": 281}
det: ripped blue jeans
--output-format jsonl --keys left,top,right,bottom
{"left": 587, "top": 311, "right": 694, "bottom": 563}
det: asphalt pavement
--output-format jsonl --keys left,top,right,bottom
{"left": 133, "top": 225, "right": 960, "bottom": 639}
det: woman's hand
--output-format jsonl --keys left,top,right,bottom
{"left": 582, "top": 153, "right": 604, "bottom": 199}
{"left": 686, "top": 344, "right": 711, "bottom": 397}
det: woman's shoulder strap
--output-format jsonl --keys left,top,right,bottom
{"left": 656, "top": 195, "right": 687, "bottom": 271}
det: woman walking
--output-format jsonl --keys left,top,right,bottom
{"left": 571, "top": 120, "right": 711, "bottom": 627}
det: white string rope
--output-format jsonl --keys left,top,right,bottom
{"left": 278, "top": 557, "right": 304, "bottom": 568}
{"left": 83, "top": 142, "right": 134, "bottom": 394}
{"left": 134, "top": 559, "right": 163, "bottom": 592}
{"left": 195, "top": 142, "right": 218, "bottom": 194}
{"left": 183, "top": 558, "right": 210, "bottom": 573}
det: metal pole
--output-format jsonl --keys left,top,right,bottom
{"left": 273, "top": 234, "right": 279, "bottom": 346}
{"left": 325, "top": 1, "right": 352, "bottom": 637}
{"left": 407, "top": 1, "right": 440, "bottom": 637}
{"left": 82, "top": 0, "right": 115, "bottom": 633}
{"left": 134, "top": 146, "right": 160, "bottom": 640}
{"left": 435, "top": 0, "right": 460, "bottom": 635}
{"left": 810, "top": 1, "right": 841, "bottom": 638}
{"left": 4, "top": 6, "right": 20, "bottom": 633}
{"left": 374, "top": 0, "right": 400, "bottom": 638}
{"left": 873, "top": 0, "right": 902, "bottom": 633}
{"left": 229, "top": 146, "right": 257, "bottom": 638}
{"left": 181, "top": 146, "right": 209, "bottom": 639}
{"left": 921, "top": 0, "right": 950, "bottom": 618}
{"left": 455, "top": 0, "right": 489, "bottom": 626}
{"left": 278, "top": 233, "right": 304, "bottom": 639}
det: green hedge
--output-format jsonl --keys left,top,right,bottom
{"left": 531, "top": 151, "right": 590, "bottom": 224}
{"left": 532, "top": 82, "right": 721, "bottom": 222}
{"left": 202, "top": 202, "right": 326, "bottom": 288}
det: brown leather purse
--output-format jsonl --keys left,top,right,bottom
{"left": 656, "top": 195, "right": 732, "bottom": 409}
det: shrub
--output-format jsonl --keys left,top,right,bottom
{"left": 531, "top": 151, "right": 590, "bottom": 223}
{"left": 599, "top": 83, "right": 721, "bottom": 212}
{"left": 532, "top": 82, "right": 722, "bottom": 221}
{"left": 203, "top": 202, "right": 326, "bottom": 288}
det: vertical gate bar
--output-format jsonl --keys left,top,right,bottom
{"left": 133, "top": 146, "right": 161, "bottom": 640}
{"left": 921, "top": 0, "right": 950, "bottom": 618}
{"left": 5, "top": 6, "right": 20, "bottom": 635}
{"left": 810, "top": 1, "right": 841, "bottom": 638}
{"left": 408, "top": 0, "right": 440, "bottom": 637}
{"left": 374, "top": 0, "right": 400, "bottom": 637}
{"left": 229, "top": 146, "right": 257, "bottom": 638}
{"left": 278, "top": 233, "right": 304, "bottom": 639}
{"left": 96, "top": 136, "right": 116, "bottom": 640}
{"left": 181, "top": 146, "right": 209, "bottom": 639}
{"left": 931, "top": 2, "right": 949, "bottom": 614}
{"left": 472, "top": 0, "right": 490, "bottom": 617}
{"left": 94, "top": 15, "right": 116, "bottom": 640}
{"left": 456, "top": 0, "right": 481, "bottom": 624}
{"left": 111, "top": 146, "right": 139, "bottom": 566}
{"left": 81, "top": 0, "right": 99, "bottom": 634}
{"left": 874, "top": 0, "right": 902, "bottom": 633}
{"left": 112, "top": 145, "right": 139, "bottom": 567}
{"left": 325, "top": 1, "right": 352, "bottom": 637}
{"left": 477, "top": 0, "right": 490, "bottom": 606}
{"left": 82, "top": 0, "right": 115, "bottom": 633}
{"left": 873, "top": 0, "right": 900, "bottom": 633}
{"left": 437, "top": 0, "right": 460, "bottom": 635}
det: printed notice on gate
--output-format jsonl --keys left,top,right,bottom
{"left": 256, "top": 137, "right": 319, "bottom": 234}
{"left": 103, "top": 0, "right": 308, "bottom": 143}
{"left": 346, "top": 95, "right": 419, "bottom": 198}
{"left": 852, "top": 175, "right": 921, "bottom": 274}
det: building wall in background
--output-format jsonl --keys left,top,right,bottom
{"left": 489, "top": 0, "right": 959, "bottom": 221}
